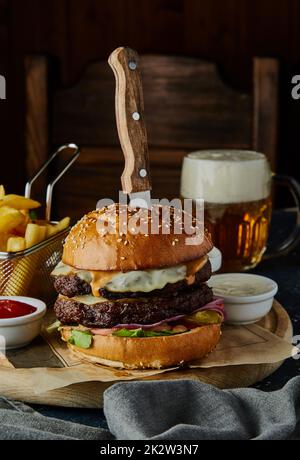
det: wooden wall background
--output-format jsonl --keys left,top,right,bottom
{"left": 0, "top": 0, "right": 300, "bottom": 210}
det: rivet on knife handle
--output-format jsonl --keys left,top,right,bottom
{"left": 109, "top": 47, "right": 152, "bottom": 194}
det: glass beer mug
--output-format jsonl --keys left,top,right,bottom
{"left": 180, "top": 150, "right": 300, "bottom": 272}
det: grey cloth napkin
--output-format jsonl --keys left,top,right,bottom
{"left": 103, "top": 378, "right": 300, "bottom": 440}
{"left": 1, "top": 377, "right": 300, "bottom": 440}
{"left": 0, "top": 397, "right": 112, "bottom": 440}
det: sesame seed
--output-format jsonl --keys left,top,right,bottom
{"left": 120, "top": 256, "right": 126, "bottom": 260}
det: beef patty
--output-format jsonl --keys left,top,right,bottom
{"left": 53, "top": 260, "right": 212, "bottom": 299}
{"left": 53, "top": 274, "right": 91, "bottom": 297}
{"left": 54, "top": 282, "right": 213, "bottom": 328}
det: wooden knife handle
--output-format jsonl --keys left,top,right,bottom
{"left": 109, "top": 47, "right": 151, "bottom": 194}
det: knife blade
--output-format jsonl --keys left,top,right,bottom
{"left": 109, "top": 47, "right": 152, "bottom": 209}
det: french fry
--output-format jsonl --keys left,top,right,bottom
{"left": 38, "top": 225, "right": 47, "bottom": 242}
{"left": 0, "top": 194, "right": 41, "bottom": 210}
{"left": 20, "top": 209, "right": 29, "bottom": 218}
{"left": 0, "top": 184, "right": 70, "bottom": 257}
{"left": 14, "top": 210, "right": 30, "bottom": 235}
{"left": 0, "top": 232, "right": 11, "bottom": 251}
{"left": 0, "top": 207, "right": 25, "bottom": 233}
{"left": 6, "top": 236, "right": 26, "bottom": 252}
{"left": 53, "top": 217, "right": 70, "bottom": 234}
{"left": 24, "top": 223, "right": 42, "bottom": 248}
{"left": 0, "top": 185, "right": 5, "bottom": 199}
{"left": 45, "top": 217, "right": 70, "bottom": 237}
{"left": 45, "top": 223, "right": 56, "bottom": 238}
{"left": 1, "top": 183, "right": 70, "bottom": 297}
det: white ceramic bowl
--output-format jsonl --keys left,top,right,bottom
{"left": 208, "top": 273, "right": 278, "bottom": 325}
{"left": 0, "top": 296, "right": 46, "bottom": 350}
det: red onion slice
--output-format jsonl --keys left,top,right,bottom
{"left": 115, "top": 314, "right": 185, "bottom": 330}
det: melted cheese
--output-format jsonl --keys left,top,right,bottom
{"left": 52, "top": 261, "right": 92, "bottom": 282}
{"left": 105, "top": 265, "right": 186, "bottom": 293}
{"left": 91, "top": 271, "right": 118, "bottom": 296}
{"left": 52, "top": 256, "right": 207, "bottom": 296}
{"left": 59, "top": 294, "right": 140, "bottom": 305}
{"left": 59, "top": 294, "right": 108, "bottom": 305}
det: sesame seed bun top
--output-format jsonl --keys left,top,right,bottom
{"left": 62, "top": 204, "right": 213, "bottom": 271}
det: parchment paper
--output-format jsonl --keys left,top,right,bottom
{"left": 0, "top": 306, "right": 298, "bottom": 396}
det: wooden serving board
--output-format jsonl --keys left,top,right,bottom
{"left": 149, "top": 300, "right": 293, "bottom": 389}
{"left": 0, "top": 301, "right": 293, "bottom": 408}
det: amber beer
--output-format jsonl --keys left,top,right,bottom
{"left": 180, "top": 151, "right": 272, "bottom": 272}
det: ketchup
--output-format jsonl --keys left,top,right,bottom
{"left": 0, "top": 300, "right": 37, "bottom": 319}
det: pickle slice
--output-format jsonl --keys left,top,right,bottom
{"left": 185, "top": 310, "right": 222, "bottom": 325}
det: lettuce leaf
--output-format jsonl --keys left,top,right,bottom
{"left": 45, "top": 320, "right": 61, "bottom": 334}
{"left": 68, "top": 329, "right": 92, "bottom": 348}
{"left": 112, "top": 328, "right": 178, "bottom": 338}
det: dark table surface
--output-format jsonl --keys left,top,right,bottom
{"left": 30, "top": 210, "right": 300, "bottom": 429}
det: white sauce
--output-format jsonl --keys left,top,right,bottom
{"left": 209, "top": 276, "right": 274, "bottom": 297}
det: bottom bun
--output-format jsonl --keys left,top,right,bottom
{"left": 60, "top": 325, "right": 221, "bottom": 369}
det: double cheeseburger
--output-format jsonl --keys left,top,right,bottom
{"left": 51, "top": 204, "right": 224, "bottom": 369}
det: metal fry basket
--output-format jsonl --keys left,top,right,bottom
{"left": 0, "top": 143, "right": 80, "bottom": 304}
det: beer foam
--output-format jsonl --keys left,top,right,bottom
{"left": 180, "top": 150, "right": 271, "bottom": 203}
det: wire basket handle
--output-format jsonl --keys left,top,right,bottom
{"left": 25, "top": 143, "right": 80, "bottom": 221}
